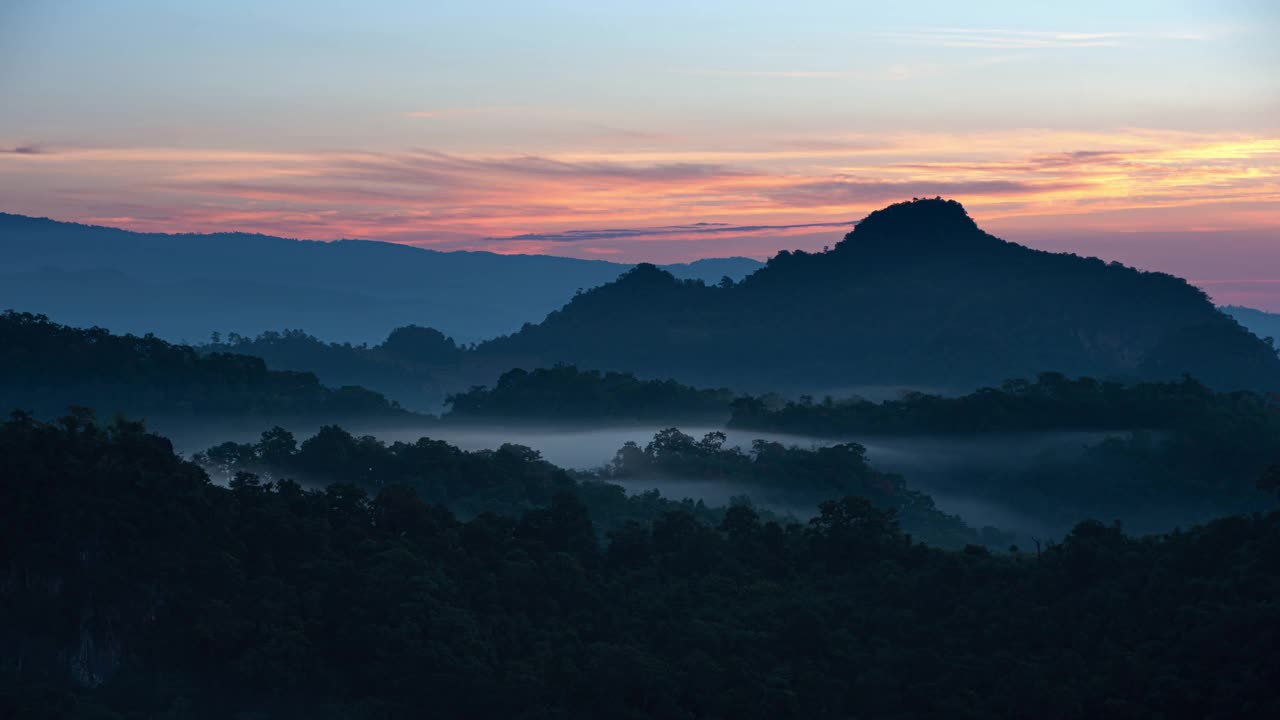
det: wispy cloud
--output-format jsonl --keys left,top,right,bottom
{"left": 402, "top": 106, "right": 525, "bottom": 119}
{"left": 1, "top": 129, "right": 1276, "bottom": 262}
{"left": 685, "top": 69, "right": 848, "bottom": 79}
{"left": 582, "top": 124, "right": 680, "bottom": 144}
{"left": 880, "top": 27, "right": 1207, "bottom": 49}
{"left": 494, "top": 220, "right": 857, "bottom": 244}
{"left": 325, "top": 151, "right": 741, "bottom": 196}
{"left": 1027, "top": 149, "right": 1151, "bottom": 168}
{"left": 1, "top": 144, "right": 50, "bottom": 155}
{"left": 764, "top": 179, "right": 1086, "bottom": 208}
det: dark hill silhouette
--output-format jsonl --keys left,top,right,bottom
{"left": 476, "top": 199, "right": 1280, "bottom": 392}
{"left": 0, "top": 311, "right": 407, "bottom": 419}
{"left": 200, "top": 326, "right": 461, "bottom": 413}
{"left": 0, "top": 212, "right": 763, "bottom": 344}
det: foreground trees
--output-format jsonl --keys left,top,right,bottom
{"left": 4, "top": 411, "right": 1279, "bottom": 718}
{"left": 198, "top": 423, "right": 993, "bottom": 549}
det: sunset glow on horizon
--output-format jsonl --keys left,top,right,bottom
{"left": 2, "top": 1, "right": 1278, "bottom": 307}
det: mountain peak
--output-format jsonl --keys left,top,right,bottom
{"left": 615, "top": 262, "right": 679, "bottom": 285}
{"left": 836, "top": 197, "right": 989, "bottom": 254}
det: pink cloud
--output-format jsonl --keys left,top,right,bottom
{"left": 0, "top": 129, "right": 1276, "bottom": 299}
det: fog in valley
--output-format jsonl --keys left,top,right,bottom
{"left": 159, "top": 417, "right": 1118, "bottom": 540}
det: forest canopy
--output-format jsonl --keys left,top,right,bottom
{"left": 445, "top": 365, "right": 734, "bottom": 423}
{"left": 729, "top": 372, "right": 1280, "bottom": 435}
{"left": 201, "top": 325, "right": 461, "bottom": 412}
{"left": 194, "top": 422, "right": 991, "bottom": 549}
{"left": 3, "top": 410, "right": 1278, "bottom": 719}
{"left": 0, "top": 311, "right": 405, "bottom": 418}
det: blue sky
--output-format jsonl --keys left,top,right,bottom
{"left": 2, "top": 1, "right": 1278, "bottom": 305}
{"left": 4, "top": 1, "right": 1275, "bottom": 144}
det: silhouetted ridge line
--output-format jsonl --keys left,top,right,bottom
{"left": 0, "top": 311, "right": 408, "bottom": 418}
{"left": 833, "top": 197, "right": 990, "bottom": 254}
{"left": 0, "top": 212, "right": 764, "bottom": 344}
{"left": 475, "top": 198, "right": 1280, "bottom": 393}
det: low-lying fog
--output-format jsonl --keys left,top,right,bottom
{"left": 406, "top": 425, "right": 1110, "bottom": 538}
{"left": 160, "top": 419, "right": 1115, "bottom": 540}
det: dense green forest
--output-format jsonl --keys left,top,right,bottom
{"left": 734, "top": 373, "right": 1280, "bottom": 534}
{"left": 435, "top": 368, "right": 1280, "bottom": 535}
{"left": 475, "top": 199, "right": 1280, "bottom": 392}
{"left": 195, "top": 423, "right": 988, "bottom": 548}
{"left": 443, "top": 365, "right": 1280, "bottom": 435}
{"left": 435, "top": 367, "right": 1280, "bottom": 534}
{"left": 589, "top": 427, "right": 997, "bottom": 549}
{"left": 445, "top": 366, "right": 735, "bottom": 423}
{"left": 729, "top": 372, "right": 1278, "bottom": 435}
{"left": 201, "top": 325, "right": 461, "bottom": 412}
{"left": 195, "top": 423, "right": 727, "bottom": 537}
{"left": 4, "top": 412, "right": 1279, "bottom": 718}
{"left": 0, "top": 312, "right": 405, "bottom": 418}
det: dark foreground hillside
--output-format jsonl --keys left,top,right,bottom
{"left": 478, "top": 199, "right": 1280, "bottom": 393}
{"left": 3, "top": 412, "right": 1278, "bottom": 719}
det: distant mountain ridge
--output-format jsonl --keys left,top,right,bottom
{"left": 1224, "top": 306, "right": 1280, "bottom": 346}
{"left": 475, "top": 199, "right": 1280, "bottom": 392}
{"left": 0, "top": 212, "right": 764, "bottom": 344}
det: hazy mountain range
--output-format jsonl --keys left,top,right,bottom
{"left": 4, "top": 204, "right": 1279, "bottom": 401}
{"left": 0, "top": 212, "right": 763, "bottom": 344}
{"left": 4, "top": 210, "right": 1279, "bottom": 360}
{"left": 1223, "top": 306, "right": 1280, "bottom": 346}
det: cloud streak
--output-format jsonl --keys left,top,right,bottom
{"left": 685, "top": 69, "right": 849, "bottom": 79}
{"left": 880, "top": 27, "right": 1208, "bottom": 49}
{"left": 1, "top": 129, "right": 1276, "bottom": 266}
{"left": 495, "top": 220, "right": 857, "bottom": 244}
{"left": 1, "top": 144, "right": 49, "bottom": 155}
{"left": 762, "top": 179, "right": 1085, "bottom": 208}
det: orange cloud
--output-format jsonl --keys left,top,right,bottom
{"left": 1, "top": 129, "right": 1276, "bottom": 250}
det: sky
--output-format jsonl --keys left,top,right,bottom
{"left": 2, "top": 1, "right": 1279, "bottom": 308}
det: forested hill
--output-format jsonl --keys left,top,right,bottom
{"left": 445, "top": 366, "right": 735, "bottom": 422}
{"left": 201, "top": 326, "right": 462, "bottom": 413}
{"left": 476, "top": 198, "right": 1280, "bottom": 392}
{"left": 0, "top": 311, "right": 405, "bottom": 418}
{"left": 730, "top": 372, "right": 1280, "bottom": 435}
